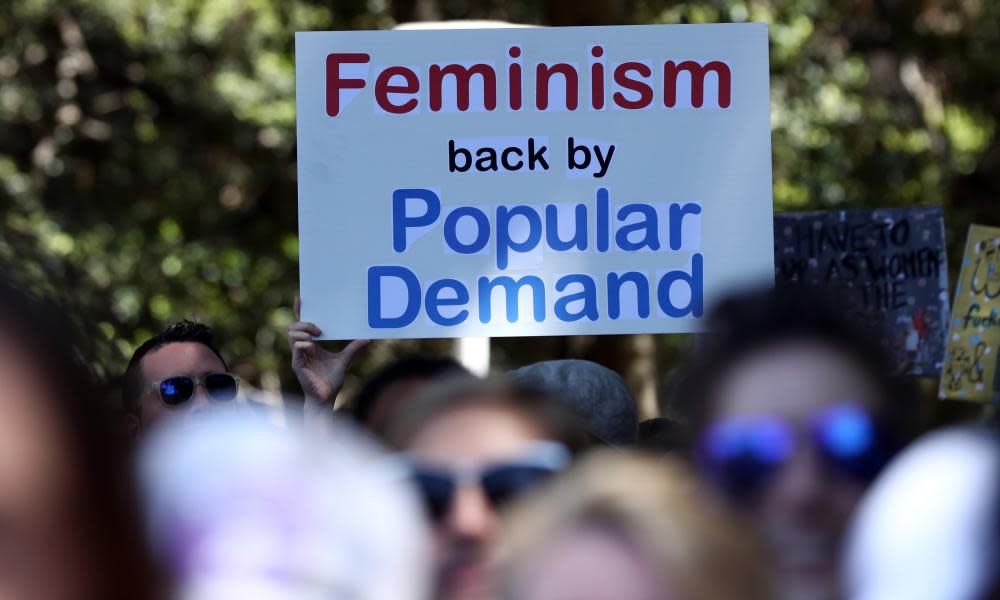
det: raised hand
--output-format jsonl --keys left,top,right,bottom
{"left": 288, "top": 295, "right": 370, "bottom": 406}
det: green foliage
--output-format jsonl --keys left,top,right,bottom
{"left": 0, "top": 0, "right": 366, "bottom": 383}
{"left": 1, "top": 0, "right": 997, "bottom": 396}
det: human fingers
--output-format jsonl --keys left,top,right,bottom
{"left": 292, "top": 340, "right": 316, "bottom": 363}
{"left": 288, "top": 321, "right": 322, "bottom": 337}
{"left": 338, "top": 339, "right": 371, "bottom": 366}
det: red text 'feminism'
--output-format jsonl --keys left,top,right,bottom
{"left": 325, "top": 45, "right": 733, "bottom": 116}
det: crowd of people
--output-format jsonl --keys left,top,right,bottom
{"left": 0, "top": 268, "right": 998, "bottom": 600}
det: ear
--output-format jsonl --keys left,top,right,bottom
{"left": 118, "top": 410, "right": 142, "bottom": 440}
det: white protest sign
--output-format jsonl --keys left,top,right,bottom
{"left": 296, "top": 24, "right": 773, "bottom": 339}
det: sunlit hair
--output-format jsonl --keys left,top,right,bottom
{"left": 494, "top": 451, "right": 770, "bottom": 600}
{"left": 381, "top": 376, "right": 591, "bottom": 454}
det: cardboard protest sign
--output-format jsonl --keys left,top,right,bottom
{"left": 774, "top": 207, "right": 949, "bottom": 376}
{"left": 940, "top": 225, "right": 1000, "bottom": 401}
{"left": 295, "top": 24, "right": 773, "bottom": 339}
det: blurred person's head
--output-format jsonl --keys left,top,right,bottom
{"left": 384, "top": 377, "right": 590, "bottom": 600}
{"left": 0, "top": 275, "right": 157, "bottom": 600}
{"left": 680, "top": 285, "right": 905, "bottom": 600}
{"left": 844, "top": 427, "right": 1000, "bottom": 600}
{"left": 508, "top": 359, "right": 638, "bottom": 445}
{"left": 141, "top": 409, "right": 431, "bottom": 599}
{"left": 349, "top": 354, "right": 470, "bottom": 434}
{"left": 123, "top": 320, "right": 238, "bottom": 428}
{"left": 495, "top": 451, "right": 769, "bottom": 600}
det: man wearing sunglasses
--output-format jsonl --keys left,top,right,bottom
{"left": 680, "top": 286, "right": 907, "bottom": 600}
{"left": 122, "top": 320, "right": 240, "bottom": 429}
{"left": 383, "top": 378, "right": 589, "bottom": 600}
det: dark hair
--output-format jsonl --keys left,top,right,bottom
{"left": 0, "top": 275, "right": 161, "bottom": 600}
{"left": 383, "top": 376, "right": 592, "bottom": 454}
{"left": 348, "top": 355, "right": 471, "bottom": 426}
{"left": 637, "top": 417, "right": 689, "bottom": 455}
{"left": 122, "top": 320, "right": 227, "bottom": 413}
{"left": 675, "top": 285, "right": 912, "bottom": 444}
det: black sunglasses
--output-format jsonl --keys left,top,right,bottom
{"left": 697, "top": 403, "right": 894, "bottom": 501}
{"left": 408, "top": 442, "right": 570, "bottom": 522}
{"left": 151, "top": 373, "right": 240, "bottom": 406}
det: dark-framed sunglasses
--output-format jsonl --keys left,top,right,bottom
{"left": 407, "top": 441, "right": 570, "bottom": 522}
{"left": 151, "top": 373, "right": 240, "bottom": 406}
{"left": 697, "top": 403, "right": 894, "bottom": 501}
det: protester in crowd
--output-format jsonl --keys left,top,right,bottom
{"left": 122, "top": 320, "right": 240, "bottom": 429}
{"left": 0, "top": 275, "right": 159, "bottom": 600}
{"left": 140, "top": 409, "right": 431, "bottom": 600}
{"left": 494, "top": 451, "right": 769, "bottom": 600}
{"left": 508, "top": 359, "right": 638, "bottom": 445}
{"left": 678, "top": 285, "right": 906, "bottom": 600}
{"left": 383, "top": 377, "right": 590, "bottom": 600}
{"left": 844, "top": 427, "right": 1000, "bottom": 600}
{"left": 288, "top": 296, "right": 471, "bottom": 433}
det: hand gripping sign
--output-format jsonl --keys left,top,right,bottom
{"left": 295, "top": 24, "right": 774, "bottom": 339}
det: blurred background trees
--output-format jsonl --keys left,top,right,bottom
{"left": 1, "top": 0, "right": 997, "bottom": 412}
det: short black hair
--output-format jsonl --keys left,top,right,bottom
{"left": 348, "top": 354, "right": 471, "bottom": 426}
{"left": 122, "top": 320, "right": 227, "bottom": 413}
{"left": 675, "top": 285, "right": 912, "bottom": 444}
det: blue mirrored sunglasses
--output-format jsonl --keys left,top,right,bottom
{"left": 152, "top": 373, "right": 240, "bottom": 406}
{"left": 697, "top": 404, "right": 894, "bottom": 500}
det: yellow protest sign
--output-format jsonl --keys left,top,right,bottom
{"left": 940, "top": 224, "right": 1000, "bottom": 401}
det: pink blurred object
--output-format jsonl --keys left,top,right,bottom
{"left": 140, "top": 409, "right": 432, "bottom": 600}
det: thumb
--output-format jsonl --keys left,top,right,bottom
{"left": 339, "top": 339, "right": 371, "bottom": 367}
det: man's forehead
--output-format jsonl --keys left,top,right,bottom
{"left": 407, "top": 402, "right": 547, "bottom": 465}
{"left": 139, "top": 341, "right": 226, "bottom": 382}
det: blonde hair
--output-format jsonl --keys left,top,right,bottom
{"left": 494, "top": 451, "right": 769, "bottom": 600}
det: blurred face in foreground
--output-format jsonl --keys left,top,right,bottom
{"left": 138, "top": 341, "right": 230, "bottom": 427}
{"left": 495, "top": 452, "right": 767, "bottom": 600}
{"left": 0, "top": 330, "right": 94, "bottom": 600}
{"left": 512, "top": 527, "right": 667, "bottom": 600}
{"left": 707, "top": 340, "right": 884, "bottom": 600}
{"left": 405, "top": 400, "right": 549, "bottom": 600}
